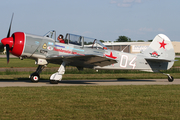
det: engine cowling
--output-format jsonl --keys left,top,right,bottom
{"left": 1, "top": 32, "right": 25, "bottom": 57}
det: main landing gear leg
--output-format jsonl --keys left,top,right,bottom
{"left": 160, "top": 72, "right": 174, "bottom": 82}
{"left": 29, "top": 65, "right": 46, "bottom": 83}
{"left": 50, "top": 61, "right": 66, "bottom": 84}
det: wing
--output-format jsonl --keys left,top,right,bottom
{"left": 46, "top": 54, "right": 117, "bottom": 68}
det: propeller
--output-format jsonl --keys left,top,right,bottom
{"left": 7, "top": 13, "right": 14, "bottom": 38}
{"left": 6, "top": 44, "right": 10, "bottom": 64}
{"left": 0, "top": 13, "right": 14, "bottom": 64}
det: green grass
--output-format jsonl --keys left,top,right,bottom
{"left": 0, "top": 85, "right": 180, "bottom": 119}
{"left": 0, "top": 58, "right": 179, "bottom": 119}
{"left": 173, "top": 58, "right": 180, "bottom": 67}
{"left": 0, "top": 58, "right": 58, "bottom": 68}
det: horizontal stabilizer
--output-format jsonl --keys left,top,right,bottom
{"left": 145, "top": 58, "right": 175, "bottom": 62}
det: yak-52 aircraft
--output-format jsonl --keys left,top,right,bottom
{"left": 0, "top": 15, "right": 175, "bottom": 84}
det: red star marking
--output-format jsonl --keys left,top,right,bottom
{"left": 105, "top": 52, "right": 117, "bottom": 59}
{"left": 159, "top": 40, "right": 167, "bottom": 49}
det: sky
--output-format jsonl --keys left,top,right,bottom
{"left": 0, "top": 0, "right": 179, "bottom": 42}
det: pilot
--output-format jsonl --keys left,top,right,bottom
{"left": 57, "top": 34, "right": 65, "bottom": 43}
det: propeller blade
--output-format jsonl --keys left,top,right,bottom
{"left": 7, "top": 13, "right": 14, "bottom": 38}
{"left": 6, "top": 44, "right": 10, "bottom": 64}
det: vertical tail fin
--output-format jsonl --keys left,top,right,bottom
{"left": 141, "top": 34, "right": 175, "bottom": 70}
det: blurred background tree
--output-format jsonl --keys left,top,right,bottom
{"left": 116, "top": 36, "right": 131, "bottom": 42}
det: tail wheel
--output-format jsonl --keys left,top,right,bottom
{"left": 30, "top": 72, "right": 40, "bottom": 83}
{"left": 168, "top": 76, "right": 174, "bottom": 82}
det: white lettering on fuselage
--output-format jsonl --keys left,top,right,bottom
{"left": 119, "top": 55, "right": 136, "bottom": 69}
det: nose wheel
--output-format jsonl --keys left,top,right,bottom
{"left": 29, "top": 65, "right": 46, "bottom": 83}
{"left": 30, "top": 72, "right": 40, "bottom": 82}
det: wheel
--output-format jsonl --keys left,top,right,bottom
{"left": 50, "top": 80, "right": 59, "bottom": 84}
{"left": 30, "top": 72, "right": 40, "bottom": 82}
{"left": 168, "top": 76, "right": 174, "bottom": 82}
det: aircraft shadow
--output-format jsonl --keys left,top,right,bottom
{"left": 117, "top": 78, "right": 156, "bottom": 82}
{"left": 58, "top": 79, "right": 156, "bottom": 85}
{"left": 0, "top": 78, "right": 156, "bottom": 85}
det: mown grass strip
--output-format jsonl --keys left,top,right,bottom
{"left": 0, "top": 67, "right": 180, "bottom": 75}
{"left": 0, "top": 58, "right": 180, "bottom": 68}
{"left": 0, "top": 58, "right": 58, "bottom": 68}
{"left": 0, "top": 85, "right": 180, "bottom": 119}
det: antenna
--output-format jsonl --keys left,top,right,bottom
{"left": 121, "top": 44, "right": 130, "bottom": 52}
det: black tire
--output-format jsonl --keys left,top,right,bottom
{"left": 168, "top": 76, "right": 174, "bottom": 82}
{"left": 30, "top": 72, "right": 40, "bottom": 83}
{"left": 50, "top": 80, "right": 59, "bottom": 84}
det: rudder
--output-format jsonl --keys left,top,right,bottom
{"left": 143, "top": 34, "right": 175, "bottom": 60}
{"left": 141, "top": 34, "right": 175, "bottom": 70}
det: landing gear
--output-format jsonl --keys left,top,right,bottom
{"left": 167, "top": 74, "right": 174, "bottom": 82}
{"left": 50, "top": 61, "right": 66, "bottom": 84}
{"left": 29, "top": 65, "right": 46, "bottom": 83}
{"left": 160, "top": 71, "right": 174, "bottom": 82}
{"left": 30, "top": 72, "right": 39, "bottom": 82}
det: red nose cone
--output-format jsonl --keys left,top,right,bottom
{"left": 1, "top": 37, "right": 13, "bottom": 49}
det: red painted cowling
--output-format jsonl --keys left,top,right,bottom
{"left": 11, "top": 32, "right": 25, "bottom": 57}
{"left": 1, "top": 32, "right": 25, "bottom": 57}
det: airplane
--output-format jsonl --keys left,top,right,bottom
{"left": 0, "top": 14, "right": 175, "bottom": 84}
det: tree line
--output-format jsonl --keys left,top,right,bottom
{"left": 100, "top": 36, "right": 153, "bottom": 43}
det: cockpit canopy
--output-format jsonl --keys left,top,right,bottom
{"left": 44, "top": 30, "right": 108, "bottom": 50}
{"left": 65, "top": 33, "right": 108, "bottom": 49}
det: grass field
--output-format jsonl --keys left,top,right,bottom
{"left": 0, "top": 58, "right": 180, "bottom": 119}
{"left": 0, "top": 85, "right": 180, "bottom": 119}
{"left": 0, "top": 58, "right": 58, "bottom": 68}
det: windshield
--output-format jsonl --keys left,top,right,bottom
{"left": 43, "top": 30, "right": 56, "bottom": 40}
{"left": 93, "top": 39, "right": 108, "bottom": 49}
